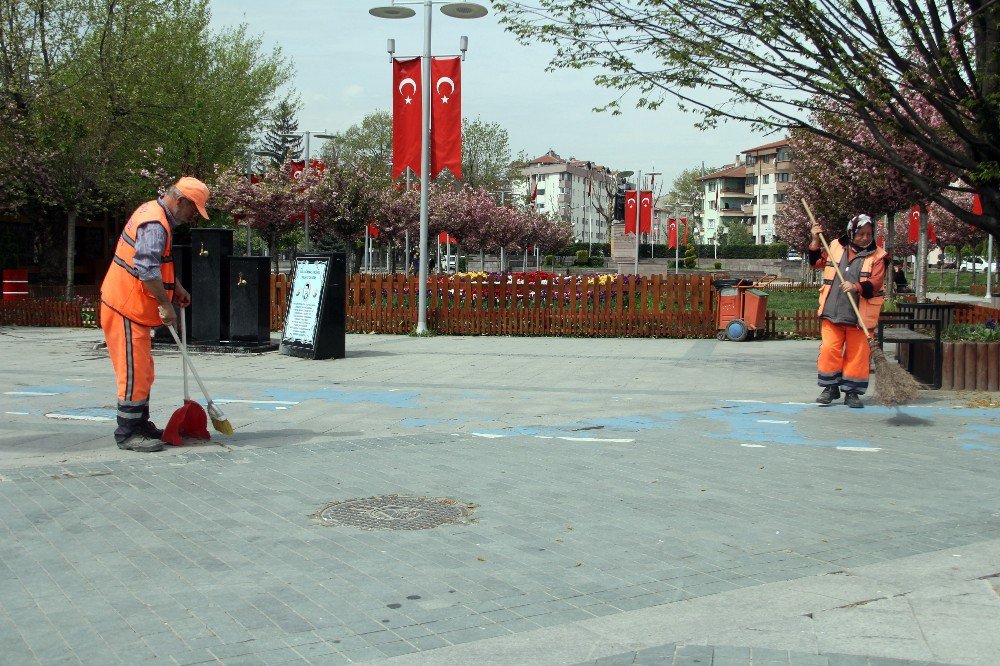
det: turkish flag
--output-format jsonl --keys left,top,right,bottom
{"left": 624, "top": 190, "right": 638, "bottom": 235}
{"left": 973, "top": 193, "right": 983, "bottom": 215}
{"left": 289, "top": 160, "right": 305, "bottom": 180}
{"left": 639, "top": 191, "right": 652, "bottom": 234}
{"left": 907, "top": 205, "right": 920, "bottom": 243}
{"left": 431, "top": 57, "right": 462, "bottom": 180}
{"left": 668, "top": 219, "right": 678, "bottom": 249}
{"left": 681, "top": 217, "right": 689, "bottom": 245}
{"left": 438, "top": 231, "right": 457, "bottom": 244}
{"left": 531, "top": 181, "right": 538, "bottom": 202}
{"left": 392, "top": 57, "right": 422, "bottom": 179}
{"left": 368, "top": 224, "right": 380, "bottom": 239}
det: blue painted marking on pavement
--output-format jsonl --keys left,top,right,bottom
{"left": 4, "top": 384, "right": 89, "bottom": 396}
{"left": 261, "top": 387, "right": 422, "bottom": 409}
{"left": 699, "top": 402, "right": 876, "bottom": 449}
{"left": 962, "top": 443, "right": 996, "bottom": 451}
{"left": 56, "top": 408, "right": 117, "bottom": 418}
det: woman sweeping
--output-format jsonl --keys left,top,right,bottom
{"left": 808, "top": 214, "right": 889, "bottom": 408}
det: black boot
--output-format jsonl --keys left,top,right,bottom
{"left": 844, "top": 392, "right": 863, "bottom": 409}
{"left": 816, "top": 386, "right": 841, "bottom": 405}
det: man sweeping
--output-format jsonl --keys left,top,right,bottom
{"left": 808, "top": 214, "right": 889, "bottom": 408}
{"left": 100, "top": 177, "right": 210, "bottom": 452}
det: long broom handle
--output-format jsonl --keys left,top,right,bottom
{"left": 166, "top": 323, "right": 220, "bottom": 408}
{"left": 179, "top": 308, "right": 190, "bottom": 401}
{"left": 801, "top": 199, "right": 872, "bottom": 341}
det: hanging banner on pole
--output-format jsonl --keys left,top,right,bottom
{"left": 639, "top": 191, "right": 653, "bottom": 234}
{"left": 392, "top": 57, "right": 422, "bottom": 179}
{"left": 624, "top": 191, "right": 638, "bottom": 235}
{"left": 431, "top": 57, "right": 462, "bottom": 180}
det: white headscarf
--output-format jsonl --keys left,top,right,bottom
{"left": 847, "top": 214, "right": 874, "bottom": 241}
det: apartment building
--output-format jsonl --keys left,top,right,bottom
{"left": 698, "top": 138, "right": 793, "bottom": 245}
{"left": 742, "top": 138, "right": 793, "bottom": 244}
{"left": 519, "top": 150, "right": 617, "bottom": 243}
{"left": 698, "top": 163, "right": 753, "bottom": 245}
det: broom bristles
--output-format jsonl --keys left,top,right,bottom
{"left": 870, "top": 341, "right": 922, "bottom": 407}
{"left": 207, "top": 402, "right": 234, "bottom": 435}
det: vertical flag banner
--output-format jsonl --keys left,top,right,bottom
{"left": 972, "top": 193, "right": 983, "bottom": 215}
{"left": 392, "top": 57, "right": 422, "bottom": 179}
{"left": 368, "top": 224, "right": 380, "bottom": 239}
{"left": 907, "top": 204, "right": 920, "bottom": 243}
{"left": 431, "top": 57, "right": 462, "bottom": 180}
{"left": 639, "top": 190, "right": 653, "bottom": 234}
{"left": 668, "top": 218, "right": 678, "bottom": 249}
{"left": 625, "top": 190, "right": 638, "bottom": 235}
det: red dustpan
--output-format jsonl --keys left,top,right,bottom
{"left": 162, "top": 312, "right": 210, "bottom": 446}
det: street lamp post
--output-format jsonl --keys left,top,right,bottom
{"left": 371, "top": 0, "right": 486, "bottom": 334}
{"left": 281, "top": 131, "right": 335, "bottom": 252}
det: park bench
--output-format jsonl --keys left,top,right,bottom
{"left": 877, "top": 312, "right": 942, "bottom": 389}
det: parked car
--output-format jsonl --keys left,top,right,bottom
{"left": 960, "top": 257, "right": 997, "bottom": 272}
{"left": 441, "top": 255, "right": 458, "bottom": 271}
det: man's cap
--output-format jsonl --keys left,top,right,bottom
{"left": 175, "top": 177, "right": 210, "bottom": 219}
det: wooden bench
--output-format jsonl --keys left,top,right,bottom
{"left": 877, "top": 314, "right": 942, "bottom": 389}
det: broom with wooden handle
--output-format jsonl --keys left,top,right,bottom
{"left": 165, "top": 324, "right": 234, "bottom": 434}
{"left": 802, "top": 199, "right": 921, "bottom": 407}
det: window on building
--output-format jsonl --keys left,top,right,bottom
{"left": 775, "top": 172, "right": 790, "bottom": 182}
{"left": 762, "top": 174, "right": 770, "bottom": 184}
{"left": 763, "top": 154, "right": 773, "bottom": 163}
{"left": 775, "top": 193, "right": 786, "bottom": 203}
{"left": 707, "top": 181, "right": 716, "bottom": 191}
{"left": 776, "top": 147, "right": 792, "bottom": 162}
{"left": 761, "top": 214, "right": 769, "bottom": 226}
{"left": 762, "top": 194, "right": 769, "bottom": 204}
{"left": 537, "top": 188, "right": 545, "bottom": 196}
{"left": 746, "top": 155, "right": 757, "bottom": 166}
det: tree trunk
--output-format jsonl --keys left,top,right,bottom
{"left": 955, "top": 248, "right": 962, "bottom": 288}
{"left": 65, "top": 209, "right": 78, "bottom": 299}
{"left": 885, "top": 212, "right": 895, "bottom": 298}
{"left": 916, "top": 204, "right": 928, "bottom": 300}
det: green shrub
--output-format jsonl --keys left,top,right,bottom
{"left": 588, "top": 256, "right": 603, "bottom": 267}
{"left": 683, "top": 244, "right": 697, "bottom": 269}
{"left": 943, "top": 321, "right": 1000, "bottom": 342}
{"left": 714, "top": 261, "right": 722, "bottom": 269}
{"left": 458, "top": 256, "right": 467, "bottom": 272}
{"left": 544, "top": 254, "right": 555, "bottom": 266}
{"left": 574, "top": 249, "right": 590, "bottom": 266}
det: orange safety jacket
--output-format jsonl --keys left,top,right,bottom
{"left": 817, "top": 240, "right": 886, "bottom": 330}
{"left": 100, "top": 200, "right": 174, "bottom": 327}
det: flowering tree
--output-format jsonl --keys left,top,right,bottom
{"left": 777, "top": 99, "right": 953, "bottom": 269}
{"left": 309, "top": 163, "right": 380, "bottom": 253}
{"left": 211, "top": 163, "right": 310, "bottom": 271}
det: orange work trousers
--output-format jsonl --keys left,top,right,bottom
{"left": 101, "top": 305, "right": 154, "bottom": 434}
{"left": 817, "top": 319, "right": 871, "bottom": 395}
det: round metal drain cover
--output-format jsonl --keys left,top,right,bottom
{"left": 314, "top": 495, "right": 475, "bottom": 530}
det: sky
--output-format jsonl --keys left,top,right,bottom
{"left": 208, "top": 1, "right": 775, "bottom": 189}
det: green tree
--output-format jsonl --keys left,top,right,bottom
{"left": 260, "top": 96, "right": 303, "bottom": 167}
{"left": 719, "top": 219, "right": 754, "bottom": 247}
{"left": 321, "top": 110, "right": 392, "bottom": 185}
{"left": 494, "top": 1, "right": 1000, "bottom": 239}
{"left": 0, "top": 0, "right": 292, "bottom": 288}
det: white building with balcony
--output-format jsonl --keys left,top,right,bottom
{"left": 519, "top": 150, "right": 616, "bottom": 243}
{"left": 742, "top": 139, "right": 793, "bottom": 244}
{"left": 698, "top": 163, "right": 754, "bottom": 245}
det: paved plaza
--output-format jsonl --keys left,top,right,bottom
{"left": 0, "top": 326, "right": 998, "bottom": 665}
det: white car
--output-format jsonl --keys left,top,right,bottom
{"left": 960, "top": 257, "right": 997, "bottom": 272}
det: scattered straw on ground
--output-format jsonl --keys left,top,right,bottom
{"left": 958, "top": 393, "right": 1000, "bottom": 409}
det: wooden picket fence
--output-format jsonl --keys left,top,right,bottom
{"left": 952, "top": 302, "right": 1000, "bottom": 324}
{"left": 0, "top": 299, "right": 96, "bottom": 327}
{"left": 272, "top": 273, "right": 716, "bottom": 338}
{"left": 765, "top": 309, "right": 822, "bottom": 338}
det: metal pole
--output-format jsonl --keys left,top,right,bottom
{"left": 303, "top": 131, "right": 311, "bottom": 252}
{"left": 415, "top": 0, "right": 432, "bottom": 333}
{"left": 633, "top": 170, "right": 641, "bottom": 276}
{"left": 245, "top": 150, "right": 253, "bottom": 256}
{"left": 987, "top": 234, "right": 994, "bottom": 300}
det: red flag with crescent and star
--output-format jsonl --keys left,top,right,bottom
{"left": 392, "top": 57, "right": 422, "bottom": 179}
{"left": 639, "top": 191, "right": 653, "bottom": 234}
{"left": 431, "top": 57, "right": 462, "bottom": 180}
{"left": 908, "top": 204, "right": 937, "bottom": 245}
{"left": 668, "top": 218, "right": 678, "bottom": 249}
{"left": 972, "top": 193, "right": 983, "bottom": 215}
{"left": 625, "top": 190, "right": 638, "bottom": 235}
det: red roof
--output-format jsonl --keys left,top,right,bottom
{"left": 742, "top": 137, "right": 790, "bottom": 154}
{"left": 698, "top": 164, "right": 747, "bottom": 181}
{"left": 529, "top": 153, "right": 563, "bottom": 165}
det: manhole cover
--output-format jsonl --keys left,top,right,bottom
{"left": 313, "top": 495, "right": 475, "bottom": 530}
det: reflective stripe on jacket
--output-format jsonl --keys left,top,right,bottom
{"left": 817, "top": 239, "right": 887, "bottom": 329}
{"left": 100, "top": 200, "right": 174, "bottom": 326}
